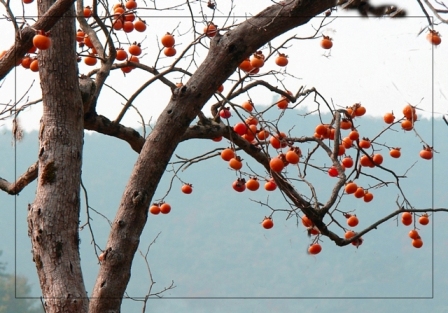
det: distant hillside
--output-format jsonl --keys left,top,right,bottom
{"left": 1, "top": 111, "right": 447, "bottom": 313}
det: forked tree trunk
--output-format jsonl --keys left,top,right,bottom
{"left": 89, "top": 1, "right": 335, "bottom": 312}
{"left": 27, "top": 2, "right": 88, "bottom": 312}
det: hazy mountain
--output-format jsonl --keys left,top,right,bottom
{"left": 0, "top": 110, "right": 447, "bottom": 313}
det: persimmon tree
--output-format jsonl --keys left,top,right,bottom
{"left": 0, "top": 0, "right": 447, "bottom": 312}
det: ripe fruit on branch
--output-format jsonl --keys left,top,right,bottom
{"left": 341, "top": 156, "right": 353, "bottom": 168}
{"left": 250, "top": 51, "right": 265, "bottom": 68}
{"left": 257, "top": 129, "right": 269, "bottom": 140}
{"left": 401, "top": 119, "right": 413, "bottom": 131}
{"left": 363, "top": 191, "right": 373, "bottom": 202}
{"left": 163, "top": 47, "right": 176, "bottom": 57}
{"left": 221, "top": 148, "right": 235, "bottom": 161}
{"left": 269, "top": 132, "right": 288, "bottom": 149}
{"left": 345, "top": 182, "right": 358, "bottom": 194}
{"left": 301, "top": 215, "right": 313, "bottom": 227}
{"left": 275, "top": 53, "right": 288, "bottom": 67}
{"left": 346, "top": 215, "right": 359, "bottom": 227}
{"left": 246, "top": 124, "right": 258, "bottom": 136}
{"left": 116, "top": 48, "right": 128, "bottom": 61}
{"left": 337, "top": 144, "right": 346, "bottom": 156}
{"left": 412, "top": 238, "right": 423, "bottom": 248}
{"left": 276, "top": 96, "right": 289, "bottom": 110}
{"left": 21, "top": 56, "right": 31, "bottom": 69}
{"left": 308, "top": 243, "right": 322, "bottom": 255}
{"left": 245, "top": 116, "right": 258, "bottom": 126}
{"left": 360, "top": 155, "right": 374, "bottom": 167}
{"left": 419, "top": 145, "right": 433, "bottom": 160}
{"left": 219, "top": 107, "right": 231, "bottom": 119}
{"left": 161, "top": 33, "right": 175, "bottom": 47}
{"left": 419, "top": 214, "right": 429, "bottom": 225}
{"left": 204, "top": 22, "right": 217, "bottom": 37}
{"left": 358, "top": 138, "right": 371, "bottom": 149}
{"left": 308, "top": 227, "right": 320, "bottom": 236}
{"left": 241, "top": 100, "right": 254, "bottom": 112}
{"left": 262, "top": 217, "right": 274, "bottom": 229}
{"left": 232, "top": 178, "right": 246, "bottom": 192}
{"left": 160, "top": 203, "right": 171, "bottom": 214}
{"left": 264, "top": 178, "right": 277, "bottom": 191}
{"left": 113, "top": 6, "right": 125, "bottom": 16}
{"left": 112, "top": 19, "right": 123, "bottom": 31}
{"left": 123, "top": 21, "right": 134, "bottom": 33}
{"left": 134, "top": 19, "right": 147, "bottom": 32}
{"left": 342, "top": 137, "right": 353, "bottom": 149}
{"left": 320, "top": 35, "right": 332, "bottom": 49}
{"left": 408, "top": 229, "right": 420, "bottom": 240}
{"left": 328, "top": 166, "right": 339, "bottom": 177}
{"left": 238, "top": 58, "right": 252, "bottom": 72}
{"left": 246, "top": 177, "right": 260, "bottom": 191}
{"left": 83, "top": 6, "right": 92, "bottom": 18}
{"left": 348, "top": 130, "right": 359, "bottom": 141}
{"left": 33, "top": 31, "right": 51, "bottom": 50}
{"left": 353, "top": 103, "right": 366, "bottom": 116}
{"left": 315, "top": 124, "right": 329, "bottom": 137}
{"left": 402, "top": 104, "right": 416, "bottom": 120}
{"left": 352, "top": 237, "right": 363, "bottom": 247}
{"left": 354, "top": 187, "right": 365, "bottom": 199}
{"left": 427, "top": 29, "right": 442, "bottom": 46}
{"left": 128, "top": 55, "right": 139, "bottom": 69}
{"left": 128, "top": 42, "right": 142, "bottom": 56}
{"left": 181, "top": 183, "right": 193, "bottom": 194}
{"left": 270, "top": 156, "right": 285, "bottom": 173}
{"left": 149, "top": 204, "right": 160, "bottom": 215}
{"left": 389, "top": 147, "right": 401, "bottom": 158}
{"left": 372, "top": 154, "right": 383, "bottom": 165}
{"left": 401, "top": 212, "right": 412, "bottom": 226}
{"left": 84, "top": 54, "right": 97, "bottom": 66}
{"left": 233, "top": 122, "right": 247, "bottom": 136}
{"left": 383, "top": 112, "right": 395, "bottom": 124}
{"left": 76, "top": 30, "right": 85, "bottom": 42}
{"left": 125, "top": 0, "right": 137, "bottom": 9}
{"left": 285, "top": 147, "right": 301, "bottom": 164}
{"left": 29, "top": 59, "right": 39, "bottom": 72}
{"left": 344, "top": 230, "right": 356, "bottom": 239}
{"left": 125, "top": 13, "right": 136, "bottom": 23}
{"left": 340, "top": 119, "right": 352, "bottom": 130}
{"left": 229, "top": 156, "right": 243, "bottom": 170}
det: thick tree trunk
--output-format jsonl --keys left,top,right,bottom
{"left": 27, "top": 2, "right": 87, "bottom": 313}
{"left": 89, "top": 1, "right": 335, "bottom": 312}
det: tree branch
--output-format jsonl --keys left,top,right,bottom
{"left": 0, "top": 161, "right": 38, "bottom": 195}
{"left": 0, "top": 0, "right": 76, "bottom": 80}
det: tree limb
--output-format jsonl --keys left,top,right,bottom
{"left": 0, "top": 0, "right": 76, "bottom": 80}
{"left": 0, "top": 161, "right": 38, "bottom": 195}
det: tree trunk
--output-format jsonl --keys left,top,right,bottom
{"left": 89, "top": 1, "right": 335, "bottom": 312}
{"left": 27, "top": 2, "right": 87, "bottom": 312}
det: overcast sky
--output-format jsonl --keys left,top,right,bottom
{"left": 0, "top": 1, "right": 446, "bottom": 133}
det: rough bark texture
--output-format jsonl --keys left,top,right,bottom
{"left": 27, "top": 2, "right": 88, "bottom": 313}
{"left": 88, "top": 1, "right": 336, "bottom": 312}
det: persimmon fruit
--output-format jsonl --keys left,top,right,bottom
{"left": 181, "top": 184, "right": 193, "bottom": 194}
{"left": 262, "top": 217, "right": 274, "bottom": 229}
{"left": 308, "top": 243, "right": 322, "bottom": 255}
{"left": 161, "top": 33, "right": 175, "bottom": 47}
{"left": 320, "top": 36, "right": 332, "bottom": 49}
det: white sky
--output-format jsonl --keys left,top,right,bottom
{"left": 0, "top": 0, "right": 447, "bottom": 132}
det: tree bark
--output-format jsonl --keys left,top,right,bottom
{"left": 89, "top": 1, "right": 336, "bottom": 312}
{"left": 27, "top": 2, "right": 88, "bottom": 312}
